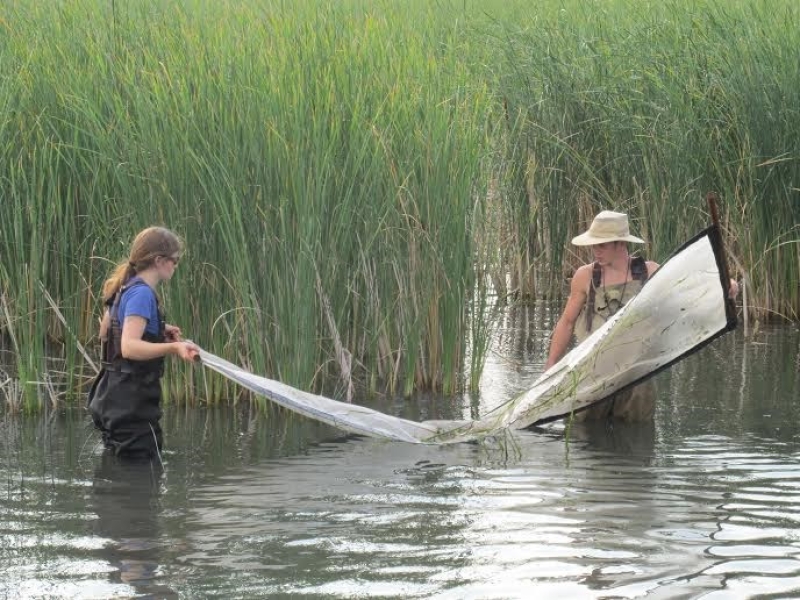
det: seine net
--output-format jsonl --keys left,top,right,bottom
{"left": 198, "top": 226, "right": 737, "bottom": 444}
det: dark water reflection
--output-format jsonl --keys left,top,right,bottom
{"left": 1, "top": 318, "right": 799, "bottom": 599}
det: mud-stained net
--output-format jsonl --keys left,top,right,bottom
{"left": 199, "top": 226, "right": 737, "bottom": 444}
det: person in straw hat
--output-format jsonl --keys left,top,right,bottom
{"left": 544, "top": 210, "right": 738, "bottom": 421}
{"left": 88, "top": 227, "right": 200, "bottom": 458}
{"left": 544, "top": 210, "right": 659, "bottom": 421}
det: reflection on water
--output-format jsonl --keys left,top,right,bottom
{"left": 91, "top": 453, "right": 176, "bottom": 599}
{"left": 0, "top": 321, "right": 799, "bottom": 599}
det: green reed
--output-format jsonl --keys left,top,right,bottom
{"left": 1, "top": 0, "right": 798, "bottom": 412}
{"left": 488, "top": 0, "right": 799, "bottom": 319}
{"left": 0, "top": 0, "right": 497, "bottom": 408}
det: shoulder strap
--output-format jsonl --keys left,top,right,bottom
{"left": 630, "top": 255, "right": 648, "bottom": 283}
{"left": 111, "top": 278, "right": 160, "bottom": 314}
{"left": 107, "top": 277, "right": 159, "bottom": 361}
{"left": 586, "top": 262, "right": 601, "bottom": 331}
{"left": 103, "top": 278, "right": 165, "bottom": 373}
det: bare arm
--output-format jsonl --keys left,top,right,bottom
{"left": 121, "top": 316, "right": 198, "bottom": 362}
{"left": 545, "top": 266, "right": 591, "bottom": 370}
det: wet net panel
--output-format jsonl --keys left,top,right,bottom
{"left": 198, "top": 226, "right": 737, "bottom": 444}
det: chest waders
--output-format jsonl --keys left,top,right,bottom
{"left": 585, "top": 256, "right": 649, "bottom": 331}
{"left": 574, "top": 256, "right": 654, "bottom": 422}
{"left": 88, "top": 279, "right": 166, "bottom": 458}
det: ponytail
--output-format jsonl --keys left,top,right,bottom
{"left": 102, "top": 262, "right": 136, "bottom": 305}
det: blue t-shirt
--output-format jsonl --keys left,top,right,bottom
{"left": 116, "top": 279, "right": 161, "bottom": 336}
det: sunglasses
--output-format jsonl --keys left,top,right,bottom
{"left": 161, "top": 255, "right": 180, "bottom": 266}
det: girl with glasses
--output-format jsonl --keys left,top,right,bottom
{"left": 88, "top": 226, "right": 199, "bottom": 458}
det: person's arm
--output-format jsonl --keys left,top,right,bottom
{"left": 121, "top": 316, "right": 198, "bottom": 361}
{"left": 544, "top": 266, "right": 591, "bottom": 370}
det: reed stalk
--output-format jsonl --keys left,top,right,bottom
{"left": 489, "top": 0, "right": 799, "bottom": 316}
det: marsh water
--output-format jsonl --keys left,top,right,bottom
{"left": 2, "top": 308, "right": 800, "bottom": 599}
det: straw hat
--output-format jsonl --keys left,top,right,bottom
{"left": 571, "top": 211, "right": 645, "bottom": 246}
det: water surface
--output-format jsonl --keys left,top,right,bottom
{"left": 1, "top": 317, "right": 799, "bottom": 599}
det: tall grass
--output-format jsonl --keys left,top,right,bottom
{"left": 0, "top": 0, "right": 497, "bottom": 408}
{"left": 0, "top": 0, "right": 797, "bottom": 412}
{"left": 488, "top": 0, "right": 800, "bottom": 317}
